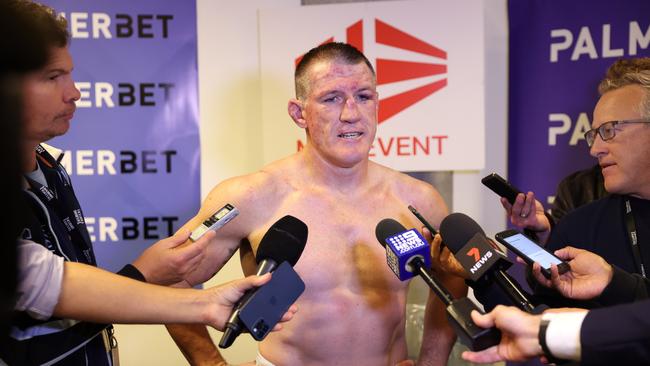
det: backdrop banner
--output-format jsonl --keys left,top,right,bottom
{"left": 44, "top": 0, "right": 200, "bottom": 272}
{"left": 508, "top": 0, "right": 650, "bottom": 206}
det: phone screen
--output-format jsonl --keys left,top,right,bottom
{"left": 500, "top": 233, "right": 562, "bottom": 269}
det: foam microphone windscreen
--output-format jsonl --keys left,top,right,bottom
{"left": 439, "top": 213, "right": 486, "bottom": 254}
{"left": 255, "top": 215, "right": 308, "bottom": 266}
{"left": 375, "top": 218, "right": 407, "bottom": 247}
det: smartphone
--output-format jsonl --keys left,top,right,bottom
{"left": 239, "top": 261, "right": 305, "bottom": 341}
{"left": 481, "top": 173, "right": 522, "bottom": 204}
{"left": 408, "top": 205, "right": 438, "bottom": 236}
{"left": 495, "top": 229, "right": 569, "bottom": 278}
{"left": 190, "top": 203, "right": 239, "bottom": 241}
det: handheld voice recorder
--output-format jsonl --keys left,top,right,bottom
{"left": 190, "top": 204, "right": 239, "bottom": 241}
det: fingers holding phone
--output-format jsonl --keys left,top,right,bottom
{"left": 481, "top": 173, "right": 552, "bottom": 241}
{"left": 494, "top": 231, "right": 614, "bottom": 301}
{"left": 502, "top": 192, "right": 549, "bottom": 234}
{"left": 408, "top": 206, "right": 468, "bottom": 279}
{"left": 531, "top": 260, "right": 592, "bottom": 300}
{"left": 532, "top": 246, "right": 613, "bottom": 300}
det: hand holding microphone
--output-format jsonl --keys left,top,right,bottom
{"left": 428, "top": 232, "right": 469, "bottom": 279}
{"left": 408, "top": 205, "right": 468, "bottom": 279}
{"left": 219, "top": 215, "right": 308, "bottom": 348}
{"left": 206, "top": 273, "right": 298, "bottom": 332}
{"left": 439, "top": 213, "right": 539, "bottom": 313}
{"left": 461, "top": 306, "right": 546, "bottom": 364}
{"left": 375, "top": 218, "right": 500, "bottom": 351}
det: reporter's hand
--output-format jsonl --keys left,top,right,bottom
{"left": 500, "top": 192, "right": 551, "bottom": 244}
{"left": 461, "top": 306, "right": 543, "bottom": 363}
{"left": 531, "top": 246, "right": 613, "bottom": 300}
{"left": 426, "top": 230, "right": 467, "bottom": 279}
{"left": 132, "top": 229, "right": 213, "bottom": 285}
{"left": 205, "top": 273, "right": 298, "bottom": 332}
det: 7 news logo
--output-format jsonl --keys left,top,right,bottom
{"left": 457, "top": 233, "right": 501, "bottom": 280}
{"left": 467, "top": 247, "right": 493, "bottom": 274}
{"left": 296, "top": 19, "right": 448, "bottom": 124}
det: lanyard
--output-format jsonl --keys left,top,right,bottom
{"left": 25, "top": 145, "right": 96, "bottom": 265}
{"left": 624, "top": 198, "right": 646, "bottom": 278}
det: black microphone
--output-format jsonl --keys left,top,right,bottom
{"left": 219, "top": 215, "right": 308, "bottom": 348}
{"left": 375, "top": 218, "right": 500, "bottom": 351}
{"left": 439, "top": 213, "right": 539, "bottom": 313}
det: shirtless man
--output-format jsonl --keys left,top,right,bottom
{"left": 168, "top": 42, "right": 466, "bottom": 366}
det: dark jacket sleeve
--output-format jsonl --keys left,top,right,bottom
{"left": 597, "top": 266, "right": 650, "bottom": 306}
{"left": 580, "top": 299, "right": 650, "bottom": 365}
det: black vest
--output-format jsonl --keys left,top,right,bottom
{"left": 0, "top": 146, "right": 111, "bottom": 366}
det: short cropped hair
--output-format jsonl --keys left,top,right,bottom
{"left": 598, "top": 58, "right": 650, "bottom": 117}
{"left": 294, "top": 42, "right": 375, "bottom": 100}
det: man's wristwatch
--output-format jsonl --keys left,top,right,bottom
{"left": 539, "top": 318, "right": 567, "bottom": 364}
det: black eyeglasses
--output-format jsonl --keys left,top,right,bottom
{"left": 583, "top": 118, "right": 650, "bottom": 147}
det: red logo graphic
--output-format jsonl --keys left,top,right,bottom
{"left": 296, "top": 19, "right": 448, "bottom": 124}
{"left": 466, "top": 247, "right": 480, "bottom": 262}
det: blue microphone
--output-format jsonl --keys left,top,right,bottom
{"left": 376, "top": 218, "right": 501, "bottom": 351}
{"left": 382, "top": 226, "right": 432, "bottom": 281}
{"left": 376, "top": 218, "right": 450, "bottom": 301}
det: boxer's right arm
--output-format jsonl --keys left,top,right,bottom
{"left": 165, "top": 176, "right": 268, "bottom": 365}
{"left": 164, "top": 233, "right": 239, "bottom": 366}
{"left": 166, "top": 323, "right": 227, "bottom": 366}
{"left": 164, "top": 223, "right": 240, "bottom": 365}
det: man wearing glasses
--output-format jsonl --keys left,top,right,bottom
{"left": 499, "top": 57, "right": 650, "bottom": 310}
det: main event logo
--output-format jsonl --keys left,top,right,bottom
{"left": 296, "top": 19, "right": 448, "bottom": 124}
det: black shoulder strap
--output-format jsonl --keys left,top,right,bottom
{"left": 624, "top": 198, "right": 646, "bottom": 278}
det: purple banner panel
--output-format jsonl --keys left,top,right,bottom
{"left": 44, "top": 0, "right": 200, "bottom": 272}
{"left": 508, "top": 0, "right": 650, "bottom": 206}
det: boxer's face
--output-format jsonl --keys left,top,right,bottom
{"left": 295, "top": 59, "right": 378, "bottom": 168}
